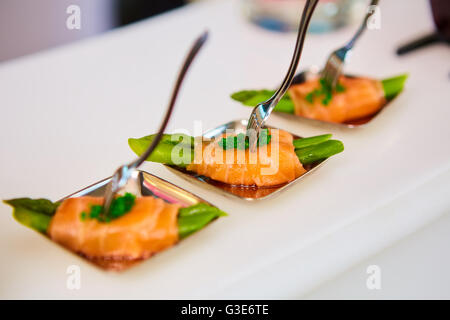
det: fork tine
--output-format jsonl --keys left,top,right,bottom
{"left": 321, "top": 0, "right": 379, "bottom": 87}
{"left": 322, "top": 64, "right": 333, "bottom": 84}
{"left": 322, "top": 51, "right": 342, "bottom": 87}
{"left": 322, "top": 63, "right": 331, "bottom": 81}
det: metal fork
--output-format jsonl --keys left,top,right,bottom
{"left": 321, "top": 0, "right": 379, "bottom": 88}
{"left": 246, "top": 0, "right": 319, "bottom": 152}
{"left": 102, "top": 31, "right": 208, "bottom": 214}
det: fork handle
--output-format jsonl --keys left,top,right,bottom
{"left": 129, "top": 31, "right": 209, "bottom": 170}
{"left": 345, "top": 0, "right": 380, "bottom": 50}
{"left": 269, "top": 0, "right": 319, "bottom": 108}
{"left": 102, "top": 31, "right": 209, "bottom": 213}
{"left": 246, "top": 0, "right": 318, "bottom": 152}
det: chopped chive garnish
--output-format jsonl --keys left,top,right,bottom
{"left": 336, "top": 82, "right": 346, "bottom": 93}
{"left": 80, "top": 192, "right": 136, "bottom": 223}
{"left": 305, "top": 78, "right": 346, "bottom": 106}
{"left": 305, "top": 92, "right": 314, "bottom": 104}
{"left": 219, "top": 129, "right": 271, "bottom": 150}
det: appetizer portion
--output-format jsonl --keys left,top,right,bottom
{"left": 49, "top": 196, "right": 179, "bottom": 260}
{"left": 187, "top": 129, "right": 305, "bottom": 187}
{"left": 289, "top": 76, "right": 384, "bottom": 123}
{"left": 128, "top": 130, "right": 344, "bottom": 188}
{"left": 4, "top": 194, "right": 225, "bottom": 269}
{"left": 231, "top": 74, "right": 408, "bottom": 124}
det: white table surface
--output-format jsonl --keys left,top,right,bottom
{"left": 1, "top": 0, "right": 449, "bottom": 299}
{"left": 305, "top": 212, "right": 450, "bottom": 299}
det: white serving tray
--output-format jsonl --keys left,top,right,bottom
{"left": 0, "top": 0, "right": 449, "bottom": 298}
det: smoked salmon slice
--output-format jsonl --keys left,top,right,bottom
{"left": 48, "top": 196, "right": 180, "bottom": 260}
{"left": 288, "top": 76, "right": 385, "bottom": 123}
{"left": 187, "top": 129, "right": 306, "bottom": 187}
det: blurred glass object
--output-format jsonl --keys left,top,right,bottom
{"left": 397, "top": 0, "right": 450, "bottom": 55}
{"left": 242, "top": 0, "right": 365, "bottom": 33}
{"left": 0, "top": 0, "right": 117, "bottom": 62}
{"left": 0, "top": 0, "right": 187, "bottom": 63}
{"left": 118, "top": 0, "right": 186, "bottom": 25}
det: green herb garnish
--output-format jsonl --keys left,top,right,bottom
{"left": 305, "top": 92, "right": 314, "bottom": 104}
{"left": 335, "top": 82, "right": 346, "bottom": 93}
{"left": 305, "top": 78, "right": 346, "bottom": 106}
{"left": 80, "top": 192, "right": 136, "bottom": 223}
{"left": 218, "top": 129, "right": 272, "bottom": 150}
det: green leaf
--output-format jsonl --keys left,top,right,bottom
{"left": 3, "top": 198, "right": 58, "bottom": 233}
{"left": 295, "top": 140, "right": 344, "bottom": 165}
{"left": 178, "top": 203, "right": 226, "bottom": 239}
{"left": 230, "top": 90, "right": 295, "bottom": 114}
{"left": 128, "top": 133, "right": 194, "bottom": 167}
{"left": 293, "top": 134, "right": 332, "bottom": 149}
{"left": 381, "top": 74, "right": 408, "bottom": 100}
{"left": 236, "top": 133, "right": 247, "bottom": 150}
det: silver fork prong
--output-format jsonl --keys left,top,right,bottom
{"left": 322, "top": 50, "right": 346, "bottom": 88}
{"left": 323, "top": 51, "right": 343, "bottom": 88}
{"left": 246, "top": 0, "right": 319, "bottom": 151}
{"left": 321, "top": 0, "right": 379, "bottom": 88}
{"left": 322, "top": 57, "right": 334, "bottom": 83}
{"left": 102, "top": 31, "right": 209, "bottom": 214}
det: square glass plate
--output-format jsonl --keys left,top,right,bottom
{"left": 165, "top": 119, "right": 327, "bottom": 201}
{"left": 58, "top": 170, "right": 217, "bottom": 271}
{"left": 285, "top": 69, "right": 400, "bottom": 128}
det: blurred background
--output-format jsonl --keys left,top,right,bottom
{"left": 1, "top": 0, "right": 445, "bottom": 63}
{"left": 0, "top": 0, "right": 449, "bottom": 300}
{"left": 0, "top": 0, "right": 374, "bottom": 63}
{"left": 0, "top": 0, "right": 186, "bottom": 62}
